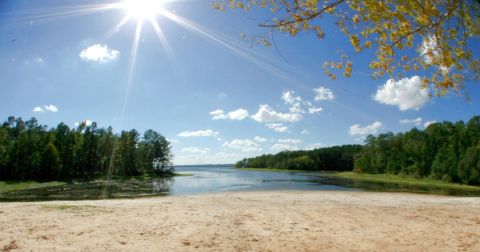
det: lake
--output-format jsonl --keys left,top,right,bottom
{"left": 1, "top": 165, "right": 479, "bottom": 201}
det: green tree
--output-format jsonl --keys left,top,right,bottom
{"left": 39, "top": 142, "right": 61, "bottom": 180}
{"left": 350, "top": 116, "right": 480, "bottom": 185}
{"left": 97, "top": 127, "right": 116, "bottom": 177}
{"left": 458, "top": 146, "right": 480, "bottom": 185}
{"left": 466, "top": 116, "right": 480, "bottom": 146}
{"left": 0, "top": 116, "right": 172, "bottom": 181}
{"left": 116, "top": 130, "right": 140, "bottom": 176}
{"left": 8, "top": 118, "right": 42, "bottom": 180}
{"left": 0, "top": 128, "right": 9, "bottom": 178}
{"left": 240, "top": 145, "right": 362, "bottom": 171}
{"left": 84, "top": 123, "right": 101, "bottom": 178}
{"left": 139, "top": 130, "right": 161, "bottom": 173}
{"left": 54, "top": 123, "right": 76, "bottom": 179}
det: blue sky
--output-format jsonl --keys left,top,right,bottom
{"left": 1, "top": 0, "right": 479, "bottom": 165}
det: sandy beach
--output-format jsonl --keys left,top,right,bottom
{"left": 1, "top": 191, "right": 480, "bottom": 251}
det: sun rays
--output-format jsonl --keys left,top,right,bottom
{"left": 1, "top": 0, "right": 313, "bottom": 92}
{"left": 0, "top": 0, "right": 374, "bottom": 125}
{"left": 120, "top": 0, "right": 166, "bottom": 20}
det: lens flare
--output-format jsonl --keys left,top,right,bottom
{"left": 121, "top": 0, "right": 165, "bottom": 20}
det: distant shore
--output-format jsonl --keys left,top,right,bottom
{"left": 1, "top": 191, "right": 479, "bottom": 251}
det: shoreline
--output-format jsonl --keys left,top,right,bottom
{"left": 237, "top": 168, "right": 480, "bottom": 192}
{"left": 1, "top": 191, "right": 479, "bottom": 251}
{"left": 0, "top": 173, "right": 192, "bottom": 194}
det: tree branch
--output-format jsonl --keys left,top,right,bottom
{"left": 259, "top": 0, "right": 346, "bottom": 28}
{"left": 390, "top": 25, "right": 425, "bottom": 48}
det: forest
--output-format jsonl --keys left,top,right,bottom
{"left": 354, "top": 116, "right": 480, "bottom": 185}
{"left": 237, "top": 115, "right": 480, "bottom": 186}
{"left": 0, "top": 116, "right": 173, "bottom": 181}
{"left": 235, "top": 145, "right": 362, "bottom": 171}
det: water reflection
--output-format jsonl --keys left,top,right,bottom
{"left": 0, "top": 176, "right": 175, "bottom": 201}
{"left": 313, "top": 176, "right": 480, "bottom": 196}
{"left": 1, "top": 166, "right": 479, "bottom": 201}
{"left": 152, "top": 177, "right": 174, "bottom": 193}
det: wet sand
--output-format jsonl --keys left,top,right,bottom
{"left": 1, "top": 191, "right": 479, "bottom": 251}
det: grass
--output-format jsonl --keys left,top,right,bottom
{"left": 327, "top": 172, "right": 480, "bottom": 191}
{"left": 0, "top": 181, "right": 66, "bottom": 193}
{"left": 173, "top": 173, "right": 193, "bottom": 177}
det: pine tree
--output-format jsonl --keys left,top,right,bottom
{"left": 39, "top": 142, "right": 61, "bottom": 181}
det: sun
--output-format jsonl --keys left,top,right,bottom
{"left": 121, "top": 0, "right": 165, "bottom": 20}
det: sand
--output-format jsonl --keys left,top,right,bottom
{"left": 1, "top": 191, "right": 480, "bottom": 251}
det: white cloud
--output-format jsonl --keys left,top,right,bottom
{"left": 167, "top": 138, "right": 179, "bottom": 143}
{"left": 373, "top": 76, "right": 430, "bottom": 111}
{"left": 284, "top": 92, "right": 302, "bottom": 113}
{"left": 424, "top": 120, "right": 437, "bottom": 128}
{"left": 79, "top": 44, "right": 119, "bottom": 63}
{"left": 288, "top": 102, "right": 304, "bottom": 114}
{"left": 420, "top": 35, "right": 438, "bottom": 65}
{"left": 419, "top": 35, "right": 451, "bottom": 74}
{"left": 270, "top": 138, "right": 302, "bottom": 152}
{"left": 266, "top": 123, "right": 289, "bottom": 133}
{"left": 182, "top": 147, "right": 210, "bottom": 155}
{"left": 282, "top": 90, "right": 302, "bottom": 104}
{"left": 349, "top": 121, "right": 382, "bottom": 136}
{"left": 278, "top": 138, "right": 302, "bottom": 145}
{"left": 283, "top": 91, "right": 323, "bottom": 115}
{"left": 33, "top": 104, "right": 58, "bottom": 113}
{"left": 210, "top": 109, "right": 225, "bottom": 120}
{"left": 400, "top": 117, "right": 423, "bottom": 126}
{"left": 210, "top": 108, "right": 249, "bottom": 120}
{"left": 254, "top": 136, "right": 267, "bottom": 142}
{"left": 44, "top": 104, "right": 58, "bottom": 112}
{"left": 271, "top": 144, "right": 297, "bottom": 152}
{"left": 174, "top": 151, "right": 243, "bottom": 165}
{"left": 251, "top": 104, "right": 302, "bottom": 123}
{"left": 308, "top": 107, "right": 323, "bottom": 114}
{"left": 314, "top": 87, "right": 335, "bottom": 101}
{"left": 270, "top": 139, "right": 301, "bottom": 152}
{"left": 250, "top": 91, "right": 323, "bottom": 132}
{"left": 301, "top": 130, "right": 310, "bottom": 135}
{"left": 178, "top": 129, "right": 219, "bottom": 138}
{"left": 305, "top": 143, "right": 324, "bottom": 150}
{"left": 222, "top": 139, "right": 261, "bottom": 152}
{"left": 227, "top": 108, "right": 249, "bottom": 120}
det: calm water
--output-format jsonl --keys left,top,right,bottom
{"left": 1, "top": 165, "right": 479, "bottom": 201}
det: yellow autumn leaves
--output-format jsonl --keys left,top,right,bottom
{"left": 214, "top": 0, "right": 480, "bottom": 96}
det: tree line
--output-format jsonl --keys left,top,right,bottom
{"left": 0, "top": 116, "right": 173, "bottom": 181}
{"left": 354, "top": 116, "right": 480, "bottom": 185}
{"left": 235, "top": 145, "right": 362, "bottom": 171}
{"left": 236, "top": 115, "right": 480, "bottom": 186}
